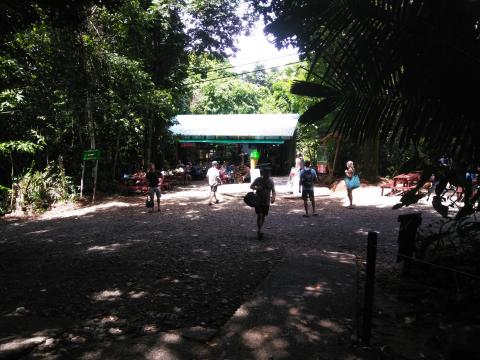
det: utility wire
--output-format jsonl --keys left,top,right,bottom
{"left": 186, "top": 60, "right": 304, "bottom": 86}
{"left": 196, "top": 53, "right": 299, "bottom": 74}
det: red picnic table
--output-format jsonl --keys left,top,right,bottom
{"left": 117, "top": 175, "right": 170, "bottom": 194}
{"left": 381, "top": 172, "right": 421, "bottom": 196}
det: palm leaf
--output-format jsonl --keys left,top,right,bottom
{"left": 257, "top": 0, "right": 480, "bottom": 215}
{"left": 298, "top": 97, "right": 341, "bottom": 125}
{"left": 290, "top": 81, "right": 340, "bottom": 98}
{"left": 260, "top": 0, "right": 480, "bottom": 160}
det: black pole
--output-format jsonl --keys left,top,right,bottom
{"left": 363, "top": 231, "right": 378, "bottom": 344}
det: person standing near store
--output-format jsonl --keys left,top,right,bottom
{"left": 295, "top": 152, "right": 305, "bottom": 170}
{"left": 146, "top": 162, "right": 162, "bottom": 212}
{"left": 345, "top": 160, "right": 356, "bottom": 209}
{"left": 299, "top": 160, "right": 318, "bottom": 217}
{"left": 250, "top": 165, "right": 276, "bottom": 239}
{"left": 207, "top": 161, "right": 221, "bottom": 205}
{"left": 291, "top": 152, "right": 304, "bottom": 196}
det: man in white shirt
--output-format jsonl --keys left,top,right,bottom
{"left": 207, "top": 161, "right": 221, "bottom": 205}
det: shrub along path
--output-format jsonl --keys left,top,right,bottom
{"left": 0, "top": 178, "right": 440, "bottom": 359}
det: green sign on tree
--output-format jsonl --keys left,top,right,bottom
{"left": 82, "top": 149, "right": 101, "bottom": 161}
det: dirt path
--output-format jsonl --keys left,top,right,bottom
{"left": 0, "top": 178, "right": 440, "bottom": 358}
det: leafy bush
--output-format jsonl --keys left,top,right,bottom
{"left": 0, "top": 185, "right": 10, "bottom": 216}
{"left": 16, "top": 163, "right": 76, "bottom": 212}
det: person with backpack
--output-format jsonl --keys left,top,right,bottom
{"left": 299, "top": 160, "right": 318, "bottom": 217}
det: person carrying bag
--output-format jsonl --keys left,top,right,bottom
{"left": 249, "top": 164, "right": 276, "bottom": 239}
{"left": 243, "top": 191, "right": 257, "bottom": 207}
{"left": 344, "top": 160, "right": 359, "bottom": 208}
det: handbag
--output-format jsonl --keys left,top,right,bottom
{"left": 243, "top": 191, "right": 257, "bottom": 207}
{"left": 146, "top": 197, "right": 154, "bottom": 208}
{"left": 345, "top": 175, "right": 360, "bottom": 190}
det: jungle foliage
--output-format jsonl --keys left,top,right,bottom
{"left": 0, "top": 0, "right": 253, "bottom": 211}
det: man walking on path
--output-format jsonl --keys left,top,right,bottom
{"left": 300, "top": 160, "right": 318, "bottom": 217}
{"left": 146, "top": 163, "right": 162, "bottom": 213}
{"left": 250, "top": 165, "right": 276, "bottom": 239}
{"left": 207, "top": 161, "right": 221, "bottom": 205}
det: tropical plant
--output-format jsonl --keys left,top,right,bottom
{"left": 0, "top": 140, "right": 44, "bottom": 210}
{"left": 0, "top": 185, "right": 10, "bottom": 215}
{"left": 15, "top": 162, "right": 76, "bottom": 212}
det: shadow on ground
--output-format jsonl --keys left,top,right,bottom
{"left": 0, "top": 180, "right": 440, "bottom": 359}
{"left": 0, "top": 193, "right": 283, "bottom": 359}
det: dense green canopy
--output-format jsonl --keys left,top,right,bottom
{"left": 0, "top": 0, "right": 252, "bottom": 180}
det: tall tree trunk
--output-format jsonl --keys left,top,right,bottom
{"left": 146, "top": 115, "right": 152, "bottom": 165}
{"left": 359, "top": 135, "right": 379, "bottom": 182}
{"left": 77, "top": 113, "right": 84, "bottom": 148}
{"left": 9, "top": 152, "right": 14, "bottom": 211}
{"left": 151, "top": 118, "right": 162, "bottom": 166}
{"left": 157, "top": 132, "right": 164, "bottom": 170}
{"left": 86, "top": 92, "right": 95, "bottom": 149}
{"left": 112, "top": 128, "right": 121, "bottom": 180}
{"left": 326, "top": 136, "right": 341, "bottom": 183}
{"left": 86, "top": 90, "right": 98, "bottom": 203}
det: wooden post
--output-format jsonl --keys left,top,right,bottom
{"left": 363, "top": 231, "right": 378, "bottom": 345}
{"left": 80, "top": 160, "right": 85, "bottom": 198}
{"left": 92, "top": 159, "right": 98, "bottom": 203}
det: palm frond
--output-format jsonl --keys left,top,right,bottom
{"left": 261, "top": 0, "right": 480, "bottom": 160}
{"left": 290, "top": 81, "right": 340, "bottom": 98}
{"left": 298, "top": 97, "right": 341, "bottom": 125}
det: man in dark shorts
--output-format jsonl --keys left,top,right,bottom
{"left": 146, "top": 162, "right": 162, "bottom": 212}
{"left": 299, "top": 160, "right": 318, "bottom": 217}
{"left": 207, "top": 161, "right": 221, "bottom": 205}
{"left": 250, "top": 165, "right": 276, "bottom": 239}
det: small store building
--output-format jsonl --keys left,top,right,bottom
{"left": 170, "top": 114, "right": 299, "bottom": 175}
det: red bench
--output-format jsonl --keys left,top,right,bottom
{"left": 381, "top": 172, "right": 421, "bottom": 196}
{"left": 380, "top": 181, "right": 394, "bottom": 196}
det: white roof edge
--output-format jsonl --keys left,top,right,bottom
{"left": 174, "top": 113, "right": 299, "bottom": 118}
{"left": 170, "top": 114, "right": 299, "bottom": 138}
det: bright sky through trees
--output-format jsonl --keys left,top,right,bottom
{"left": 229, "top": 21, "right": 298, "bottom": 72}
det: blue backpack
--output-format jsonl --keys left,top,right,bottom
{"left": 301, "top": 169, "right": 314, "bottom": 187}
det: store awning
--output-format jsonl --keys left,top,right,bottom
{"left": 170, "top": 114, "right": 299, "bottom": 144}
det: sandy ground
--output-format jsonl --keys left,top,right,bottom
{"left": 0, "top": 177, "right": 442, "bottom": 358}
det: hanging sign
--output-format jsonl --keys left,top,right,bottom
{"left": 250, "top": 149, "right": 260, "bottom": 160}
{"left": 82, "top": 149, "right": 101, "bottom": 161}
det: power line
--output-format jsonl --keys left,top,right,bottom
{"left": 193, "top": 53, "right": 299, "bottom": 74}
{"left": 186, "top": 60, "right": 304, "bottom": 86}
{"left": 200, "top": 53, "right": 299, "bottom": 74}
